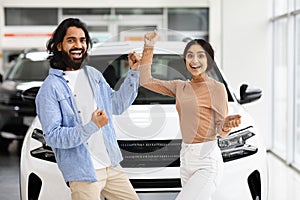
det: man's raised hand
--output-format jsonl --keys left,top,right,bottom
{"left": 128, "top": 52, "right": 141, "bottom": 71}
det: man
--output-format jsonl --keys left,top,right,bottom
{"left": 36, "top": 18, "right": 140, "bottom": 200}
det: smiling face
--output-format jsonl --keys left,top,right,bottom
{"left": 57, "top": 26, "right": 87, "bottom": 70}
{"left": 185, "top": 44, "right": 208, "bottom": 77}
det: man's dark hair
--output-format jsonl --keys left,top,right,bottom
{"left": 183, "top": 39, "right": 215, "bottom": 71}
{"left": 46, "top": 18, "right": 92, "bottom": 70}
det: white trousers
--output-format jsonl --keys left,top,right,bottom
{"left": 176, "top": 140, "right": 224, "bottom": 200}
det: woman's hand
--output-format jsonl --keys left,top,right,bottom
{"left": 92, "top": 109, "right": 108, "bottom": 128}
{"left": 222, "top": 114, "right": 241, "bottom": 132}
{"left": 144, "top": 31, "right": 159, "bottom": 47}
{"left": 128, "top": 52, "right": 141, "bottom": 71}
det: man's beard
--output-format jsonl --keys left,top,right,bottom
{"left": 61, "top": 49, "right": 87, "bottom": 70}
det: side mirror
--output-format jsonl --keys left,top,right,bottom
{"left": 238, "top": 84, "right": 262, "bottom": 104}
{"left": 21, "top": 87, "right": 40, "bottom": 102}
{"left": 0, "top": 74, "right": 3, "bottom": 83}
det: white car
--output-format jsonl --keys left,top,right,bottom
{"left": 20, "top": 40, "right": 268, "bottom": 200}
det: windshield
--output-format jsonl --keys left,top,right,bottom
{"left": 7, "top": 58, "right": 50, "bottom": 81}
{"left": 88, "top": 54, "right": 233, "bottom": 104}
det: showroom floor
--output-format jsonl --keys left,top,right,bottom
{"left": 0, "top": 141, "right": 21, "bottom": 200}
{"left": 1, "top": 141, "right": 300, "bottom": 200}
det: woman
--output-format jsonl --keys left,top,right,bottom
{"left": 139, "top": 31, "right": 241, "bottom": 200}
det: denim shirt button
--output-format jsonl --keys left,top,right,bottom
{"left": 78, "top": 110, "right": 81, "bottom": 113}
{"left": 66, "top": 80, "right": 69, "bottom": 83}
{"left": 130, "top": 84, "right": 133, "bottom": 87}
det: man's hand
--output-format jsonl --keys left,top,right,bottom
{"left": 144, "top": 31, "right": 159, "bottom": 47}
{"left": 92, "top": 109, "right": 108, "bottom": 128}
{"left": 128, "top": 52, "right": 141, "bottom": 71}
{"left": 222, "top": 114, "right": 241, "bottom": 132}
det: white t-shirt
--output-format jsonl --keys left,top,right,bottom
{"left": 63, "top": 69, "right": 111, "bottom": 169}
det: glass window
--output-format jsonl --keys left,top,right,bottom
{"left": 62, "top": 8, "right": 110, "bottom": 15}
{"left": 168, "top": 8, "right": 209, "bottom": 31}
{"left": 115, "top": 8, "right": 163, "bottom": 15}
{"left": 87, "top": 53, "right": 231, "bottom": 104}
{"left": 5, "top": 8, "right": 58, "bottom": 25}
{"left": 272, "top": 18, "right": 288, "bottom": 156}
{"left": 7, "top": 58, "right": 50, "bottom": 81}
{"left": 295, "top": 14, "right": 300, "bottom": 165}
{"left": 87, "top": 26, "right": 108, "bottom": 32}
{"left": 273, "top": 0, "right": 288, "bottom": 16}
{"left": 297, "top": 0, "right": 300, "bottom": 10}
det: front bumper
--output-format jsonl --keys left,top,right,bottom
{"left": 21, "top": 126, "right": 268, "bottom": 200}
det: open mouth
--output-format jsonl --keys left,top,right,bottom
{"left": 191, "top": 65, "right": 201, "bottom": 69}
{"left": 70, "top": 49, "right": 83, "bottom": 60}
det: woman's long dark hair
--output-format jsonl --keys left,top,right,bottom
{"left": 183, "top": 39, "right": 215, "bottom": 71}
{"left": 46, "top": 18, "right": 92, "bottom": 70}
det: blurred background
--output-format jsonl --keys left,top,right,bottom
{"left": 0, "top": 0, "right": 299, "bottom": 200}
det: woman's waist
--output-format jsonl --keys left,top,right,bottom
{"left": 181, "top": 139, "right": 220, "bottom": 159}
{"left": 181, "top": 130, "right": 217, "bottom": 144}
{"left": 182, "top": 139, "right": 218, "bottom": 148}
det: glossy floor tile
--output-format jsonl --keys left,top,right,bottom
{"left": 267, "top": 152, "right": 300, "bottom": 200}
{"left": 0, "top": 154, "right": 20, "bottom": 200}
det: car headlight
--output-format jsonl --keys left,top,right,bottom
{"left": 30, "top": 128, "right": 56, "bottom": 163}
{"left": 218, "top": 126, "right": 258, "bottom": 162}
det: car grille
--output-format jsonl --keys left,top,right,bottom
{"left": 130, "top": 178, "right": 182, "bottom": 189}
{"left": 118, "top": 139, "right": 182, "bottom": 168}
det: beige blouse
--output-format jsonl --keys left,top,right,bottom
{"left": 139, "top": 46, "right": 229, "bottom": 144}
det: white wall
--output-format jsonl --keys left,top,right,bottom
{"left": 219, "top": 0, "right": 272, "bottom": 146}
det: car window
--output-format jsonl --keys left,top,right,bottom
{"left": 7, "top": 58, "right": 50, "bottom": 81}
{"left": 88, "top": 54, "right": 234, "bottom": 104}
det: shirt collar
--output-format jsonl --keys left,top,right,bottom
{"left": 49, "top": 66, "right": 87, "bottom": 77}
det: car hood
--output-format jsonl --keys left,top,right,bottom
{"left": 113, "top": 101, "right": 256, "bottom": 141}
{"left": 1, "top": 80, "right": 43, "bottom": 92}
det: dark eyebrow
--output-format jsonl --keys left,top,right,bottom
{"left": 66, "top": 36, "right": 76, "bottom": 40}
{"left": 66, "top": 36, "right": 86, "bottom": 40}
{"left": 187, "top": 50, "right": 206, "bottom": 54}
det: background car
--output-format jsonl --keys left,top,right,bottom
{"left": 0, "top": 50, "right": 49, "bottom": 154}
{"left": 20, "top": 39, "right": 268, "bottom": 200}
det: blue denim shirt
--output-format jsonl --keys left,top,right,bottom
{"left": 35, "top": 65, "right": 139, "bottom": 183}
